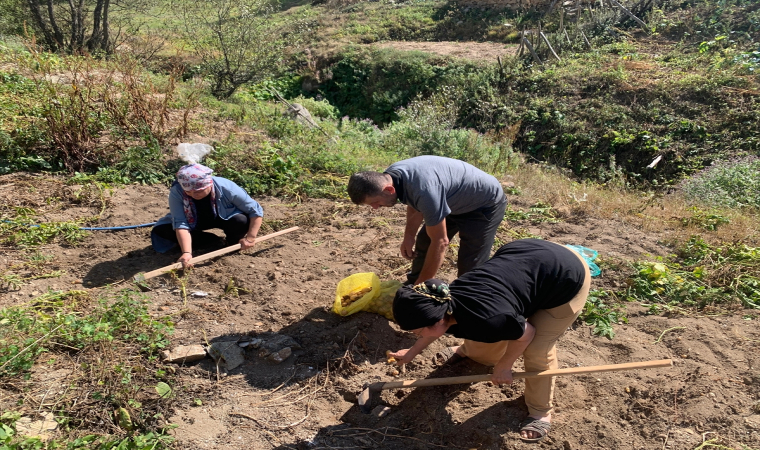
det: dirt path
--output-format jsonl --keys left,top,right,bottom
{"left": 371, "top": 41, "right": 518, "bottom": 61}
{"left": 1, "top": 173, "right": 758, "bottom": 449}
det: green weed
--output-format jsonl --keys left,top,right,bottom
{"left": 626, "top": 237, "right": 760, "bottom": 311}
{"left": 0, "top": 289, "right": 175, "bottom": 447}
{"left": 579, "top": 289, "right": 627, "bottom": 339}
{"left": 0, "top": 208, "right": 87, "bottom": 247}
{"left": 680, "top": 158, "right": 760, "bottom": 209}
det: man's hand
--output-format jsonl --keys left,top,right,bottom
{"left": 491, "top": 362, "right": 514, "bottom": 385}
{"left": 240, "top": 235, "right": 256, "bottom": 251}
{"left": 388, "top": 348, "right": 416, "bottom": 365}
{"left": 400, "top": 236, "right": 416, "bottom": 260}
{"left": 178, "top": 252, "right": 193, "bottom": 269}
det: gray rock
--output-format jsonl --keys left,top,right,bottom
{"left": 208, "top": 341, "right": 246, "bottom": 370}
{"left": 285, "top": 103, "right": 318, "bottom": 128}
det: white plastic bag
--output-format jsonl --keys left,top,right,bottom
{"left": 176, "top": 143, "right": 213, "bottom": 165}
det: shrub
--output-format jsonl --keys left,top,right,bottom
{"left": 680, "top": 157, "right": 760, "bottom": 209}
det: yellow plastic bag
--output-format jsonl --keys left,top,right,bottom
{"left": 333, "top": 272, "right": 381, "bottom": 316}
{"left": 365, "top": 280, "right": 401, "bottom": 320}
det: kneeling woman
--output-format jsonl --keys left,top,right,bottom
{"left": 390, "top": 239, "right": 591, "bottom": 443}
{"left": 151, "top": 164, "right": 263, "bottom": 268}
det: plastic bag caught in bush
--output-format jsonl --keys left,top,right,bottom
{"left": 177, "top": 143, "right": 213, "bottom": 165}
{"left": 333, "top": 273, "right": 400, "bottom": 320}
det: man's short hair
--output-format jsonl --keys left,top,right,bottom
{"left": 347, "top": 171, "right": 387, "bottom": 204}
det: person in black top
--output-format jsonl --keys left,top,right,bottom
{"left": 389, "top": 239, "right": 591, "bottom": 443}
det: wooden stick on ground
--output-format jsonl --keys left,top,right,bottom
{"left": 134, "top": 226, "right": 299, "bottom": 282}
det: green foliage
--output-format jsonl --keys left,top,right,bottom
{"left": 0, "top": 289, "right": 172, "bottom": 377}
{"left": 244, "top": 76, "right": 303, "bottom": 101}
{"left": 0, "top": 208, "right": 87, "bottom": 247}
{"left": 319, "top": 48, "right": 498, "bottom": 126}
{"left": 681, "top": 158, "right": 760, "bottom": 209}
{"left": 626, "top": 237, "right": 760, "bottom": 311}
{"left": 503, "top": 203, "right": 560, "bottom": 224}
{"left": 579, "top": 289, "right": 627, "bottom": 339}
{"left": 0, "top": 47, "right": 195, "bottom": 177}
{"left": 681, "top": 207, "right": 730, "bottom": 231}
{"left": 177, "top": 0, "right": 302, "bottom": 98}
{"left": 290, "top": 96, "right": 339, "bottom": 119}
{"left": 0, "top": 412, "right": 174, "bottom": 450}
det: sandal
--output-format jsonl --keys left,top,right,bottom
{"left": 519, "top": 417, "right": 551, "bottom": 443}
{"left": 432, "top": 347, "right": 467, "bottom": 366}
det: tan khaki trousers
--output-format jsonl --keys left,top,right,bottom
{"left": 459, "top": 246, "right": 591, "bottom": 416}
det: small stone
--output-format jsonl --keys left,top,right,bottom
{"left": 15, "top": 412, "right": 58, "bottom": 441}
{"left": 208, "top": 341, "right": 246, "bottom": 370}
{"left": 371, "top": 405, "right": 391, "bottom": 418}
{"left": 590, "top": 406, "right": 597, "bottom": 411}
{"left": 267, "top": 347, "right": 292, "bottom": 363}
{"left": 161, "top": 345, "right": 207, "bottom": 363}
{"left": 597, "top": 431, "right": 605, "bottom": 438}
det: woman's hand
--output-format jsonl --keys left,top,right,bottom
{"left": 240, "top": 235, "right": 256, "bottom": 251}
{"left": 388, "top": 348, "right": 416, "bottom": 365}
{"left": 178, "top": 252, "right": 193, "bottom": 269}
{"left": 491, "top": 361, "right": 514, "bottom": 385}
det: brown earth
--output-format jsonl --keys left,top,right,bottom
{"left": 372, "top": 41, "right": 518, "bottom": 61}
{"left": 1, "top": 172, "right": 759, "bottom": 450}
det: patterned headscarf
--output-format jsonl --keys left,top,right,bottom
{"left": 392, "top": 279, "right": 452, "bottom": 330}
{"left": 177, "top": 164, "right": 214, "bottom": 191}
{"left": 176, "top": 164, "right": 216, "bottom": 228}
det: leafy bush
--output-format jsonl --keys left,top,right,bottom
{"left": 680, "top": 158, "right": 760, "bottom": 209}
{"left": 177, "top": 0, "right": 303, "bottom": 99}
{"left": 0, "top": 47, "right": 196, "bottom": 176}
{"left": 579, "top": 289, "right": 627, "bottom": 339}
{"left": 626, "top": 237, "right": 760, "bottom": 311}
{"left": 0, "top": 290, "right": 175, "bottom": 447}
{"left": 290, "top": 96, "right": 339, "bottom": 119}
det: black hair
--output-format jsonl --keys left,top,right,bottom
{"left": 347, "top": 171, "right": 388, "bottom": 204}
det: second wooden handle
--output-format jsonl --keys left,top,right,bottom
{"left": 380, "top": 359, "right": 673, "bottom": 390}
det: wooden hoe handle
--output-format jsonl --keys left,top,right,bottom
{"left": 137, "top": 226, "right": 299, "bottom": 281}
{"left": 378, "top": 359, "right": 673, "bottom": 391}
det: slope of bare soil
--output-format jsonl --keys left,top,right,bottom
{"left": 1, "top": 173, "right": 758, "bottom": 450}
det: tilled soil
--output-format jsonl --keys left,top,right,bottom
{"left": 1, "top": 173, "right": 759, "bottom": 450}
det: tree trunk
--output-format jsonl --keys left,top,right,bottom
{"left": 87, "top": 0, "right": 111, "bottom": 54}
{"left": 46, "top": 0, "right": 65, "bottom": 49}
{"left": 102, "top": 0, "right": 110, "bottom": 53}
{"left": 25, "top": 0, "right": 57, "bottom": 51}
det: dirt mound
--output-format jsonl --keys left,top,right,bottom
{"left": 1, "top": 176, "right": 758, "bottom": 449}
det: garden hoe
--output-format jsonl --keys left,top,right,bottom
{"left": 358, "top": 358, "right": 673, "bottom": 413}
{"left": 133, "top": 226, "right": 299, "bottom": 290}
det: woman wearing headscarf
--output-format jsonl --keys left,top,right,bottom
{"left": 151, "top": 164, "right": 263, "bottom": 268}
{"left": 389, "top": 239, "right": 591, "bottom": 443}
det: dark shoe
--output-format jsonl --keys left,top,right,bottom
{"left": 432, "top": 347, "right": 467, "bottom": 367}
{"left": 519, "top": 417, "right": 551, "bottom": 443}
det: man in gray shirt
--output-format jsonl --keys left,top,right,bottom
{"left": 348, "top": 156, "right": 507, "bottom": 285}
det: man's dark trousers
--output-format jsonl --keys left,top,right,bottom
{"left": 406, "top": 195, "right": 508, "bottom": 284}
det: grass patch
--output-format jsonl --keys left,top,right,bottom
{"left": 626, "top": 236, "right": 760, "bottom": 313}
{"left": 0, "top": 289, "right": 176, "bottom": 447}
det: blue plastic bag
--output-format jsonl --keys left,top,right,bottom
{"left": 566, "top": 245, "right": 601, "bottom": 277}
